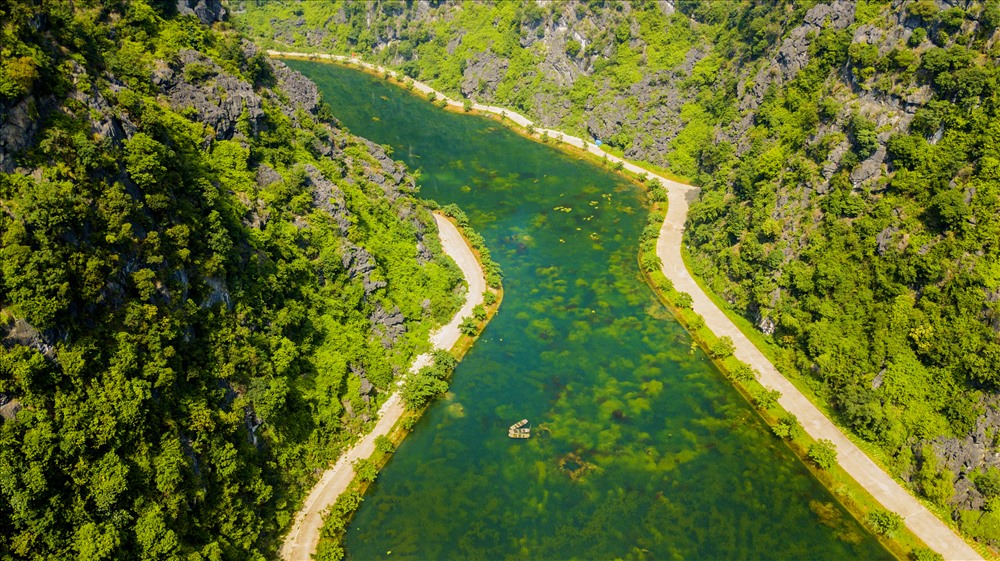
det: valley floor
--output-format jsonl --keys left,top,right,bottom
{"left": 267, "top": 51, "right": 982, "bottom": 561}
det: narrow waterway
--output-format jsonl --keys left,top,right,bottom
{"left": 289, "top": 60, "right": 893, "bottom": 561}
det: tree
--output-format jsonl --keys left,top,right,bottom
{"left": 808, "top": 440, "right": 837, "bottom": 469}
{"left": 710, "top": 336, "right": 735, "bottom": 359}
{"left": 866, "top": 508, "right": 904, "bottom": 537}
{"left": 353, "top": 458, "right": 378, "bottom": 482}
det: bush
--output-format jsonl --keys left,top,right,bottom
{"left": 710, "top": 336, "right": 735, "bottom": 358}
{"left": 910, "top": 547, "right": 944, "bottom": 561}
{"left": 473, "top": 304, "right": 487, "bottom": 320}
{"left": 353, "top": 458, "right": 378, "bottom": 482}
{"left": 375, "top": 435, "right": 394, "bottom": 454}
{"left": 866, "top": 508, "right": 904, "bottom": 537}
{"left": 459, "top": 316, "right": 479, "bottom": 336}
{"left": 808, "top": 439, "right": 838, "bottom": 469}
{"left": 753, "top": 388, "right": 781, "bottom": 410}
{"left": 483, "top": 291, "right": 497, "bottom": 305}
{"left": 772, "top": 415, "right": 801, "bottom": 439}
{"left": 675, "top": 292, "right": 694, "bottom": 309}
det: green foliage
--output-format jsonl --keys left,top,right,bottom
{"left": 353, "top": 458, "right": 379, "bottom": 482}
{"left": 808, "top": 440, "right": 838, "bottom": 470}
{"left": 374, "top": 435, "right": 395, "bottom": 454}
{"left": 0, "top": 2, "right": 475, "bottom": 558}
{"left": 772, "top": 414, "right": 801, "bottom": 439}
{"left": 709, "top": 336, "right": 735, "bottom": 359}
{"left": 866, "top": 508, "right": 904, "bottom": 537}
{"left": 910, "top": 547, "right": 944, "bottom": 561}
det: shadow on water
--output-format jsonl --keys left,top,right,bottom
{"left": 288, "top": 60, "right": 894, "bottom": 561}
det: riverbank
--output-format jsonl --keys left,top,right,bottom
{"left": 280, "top": 212, "right": 498, "bottom": 561}
{"left": 268, "top": 51, "right": 982, "bottom": 560}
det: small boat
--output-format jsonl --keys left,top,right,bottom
{"left": 508, "top": 419, "right": 531, "bottom": 439}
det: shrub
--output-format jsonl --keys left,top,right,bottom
{"left": 808, "top": 439, "right": 838, "bottom": 469}
{"left": 375, "top": 435, "right": 394, "bottom": 454}
{"left": 866, "top": 508, "right": 904, "bottom": 537}
{"left": 710, "top": 336, "right": 736, "bottom": 358}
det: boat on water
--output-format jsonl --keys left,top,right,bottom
{"left": 508, "top": 419, "right": 531, "bottom": 439}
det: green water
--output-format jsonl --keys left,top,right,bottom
{"left": 290, "top": 60, "right": 893, "bottom": 561}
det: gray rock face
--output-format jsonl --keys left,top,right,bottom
{"left": 256, "top": 164, "right": 283, "bottom": 188}
{"left": 303, "top": 164, "right": 352, "bottom": 234}
{"left": 742, "top": 1, "right": 856, "bottom": 113}
{"left": 154, "top": 50, "right": 264, "bottom": 140}
{"left": 370, "top": 303, "right": 406, "bottom": 349}
{"left": 272, "top": 59, "right": 321, "bottom": 115}
{"left": 461, "top": 51, "right": 510, "bottom": 100}
{"left": 1, "top": 319, "right": 55, "bottom": 360}
{"left": 176, "top": 0, "right": 226, "bottom": 25}
{"left": 932, "top": 403, "right": 1000, "bottom": 512}
{"left": 342, "top": 241, "right": 386, "bottom": 295}
{"left": 0, "top": 96, "right": 43, "bottom": 173}
{"left": 0, "top": 395, "right": 22, "bottom": 421}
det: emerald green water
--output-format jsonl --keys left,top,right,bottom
{"left": 290, "top": 60, "right": 893, "bottom": 561}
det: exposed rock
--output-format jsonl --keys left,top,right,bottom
{"left": 0, "top": 96, "right": 42, "bottom": 173}
{"left": 461, "top": 51, "right": 510, "bottom": 100}
{"left": 271, "top": 59, "right": 321, "bottom": 115}
{"left": 930, "top": 401, "right": 1000, "bottom": 511}
{"left": 342, "top": 242, "right": 386, "bottom": 295}
{"left": 851, "top": 146, "right": 886, "bottom": 185}
{"left": 303, "top": 164, "right": 352, "bottom": 234}
{"left": 154, "top": 50, "right": 264, "bottom": 140}
{"left": 370, "top": 303, "right": 406, "bottom": 349}
{"left": 176, "top": 0, "right": 226, "bottom": 25}
{"left": 0, "top": 397, "right": 22, "bottom": 421}
{"left": 201, "top": 277, "right": 232, "bottom": 310}
{"left": 875, "top": 224, "right": 899, "bottom": 256}
{"left": 256, "top": 164, "right": 283, "bottom": 187}
{"left": 1, "top": 319, "right": 56, "bottom": 360}
{"left": 741, "top": 1, "right": 855, "bottom": 113}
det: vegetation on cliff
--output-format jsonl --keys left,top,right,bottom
{"left": 0, "top": 1, "right": 466, "bottom": 558}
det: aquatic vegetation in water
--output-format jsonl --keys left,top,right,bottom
{"left": 290, "top": 60, "right": 895, "bottom": 561}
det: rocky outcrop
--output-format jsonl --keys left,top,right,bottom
{"left": 461, "top": 52, "right": 510, "bottom": 100}
{"left": 303, "top": 164, "right": 352, "bottom": 234}
{"left": 369, "top": 304, "right": 406, "bottom": 349}
{"left": 176, "top": 0, "right": 226, "bottom": 25}
{"left": 932, "top": 403, "right": 1000, "bottom": 512}
{"left": 741, "top": 1, "right": 855, "bottom": 113}
{"left": 342, "top": 242, "right": 386, "bottom": 296}
{"left": 154, "top": 50, "right": 264, "bottom": 140}
{"left": 1, "top": 319, "right": 56, "bottom": 360}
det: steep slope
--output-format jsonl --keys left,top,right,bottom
{"left": 0, "top": 1, "right": 466, "bottom": 558}
{"left": 236, "top": 0, "right": 1000, "bottom": 550}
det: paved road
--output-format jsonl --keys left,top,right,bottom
{"left": 268, "top": 50, "right": 982, "bottom": 560}
{"left": 279, "top": 214, "right": 485, "bottom": 561}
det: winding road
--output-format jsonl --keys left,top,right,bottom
{"left": 269, "top": 51, "right": 982, "bottom": 560}
{"left": 280, "top": 214, "right": 485, "bottom": 561}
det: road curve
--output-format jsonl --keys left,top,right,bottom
{"left": 280, "top": 214, "right": 485, "bottom": 561}
{"left": 268, "top": 50, "right": 981, "bottom": 560}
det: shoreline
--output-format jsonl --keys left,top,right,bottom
{"left": 280, "top": 212, "right": 493, "bottom": 561}
{"left": 269, "top": 50, "right": 982, "bottom": 561}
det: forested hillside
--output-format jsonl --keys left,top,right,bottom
{"left": 0, "top": 1, "right": 466, "bottom": 558}
{"left": 236, "top": 0, "right": 1000, "bottom": 548}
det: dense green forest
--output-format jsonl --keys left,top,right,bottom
{"left": 0, "top": 1, "right": 468, "bottom": 558}
{"left": 237, "top": 0, "right": 1000, "bottom": 548}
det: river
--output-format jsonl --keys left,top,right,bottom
{"left": 287, "top": 60, "right": 893, "bottom": 561}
